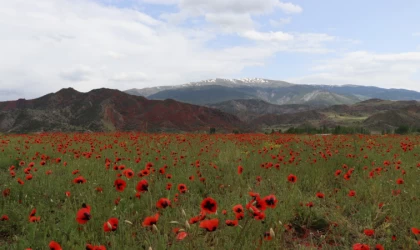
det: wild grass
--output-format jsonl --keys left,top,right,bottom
{"left": 1, "top": 133, "right": 420, "bottom": 249}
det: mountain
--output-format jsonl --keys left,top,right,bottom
{"left": 0, "top": 88, "right": 246, "bottom": 133}
{"left": 208, "top": 99, "right": 312, "bottom": 122}
{"left": 363, "top": 105, "right": 420, "bottom": 130}
{"left": 126, "top": 78, "right": 420, "bottom": 107}
{"left": 250, "top": 98, "right": 420, "bottom": 132}
{"left": 250, "top": 110, "right": 330, "bottom": 128}
{"left": 320, "top": 85, "right": 420, "bottom": 101}
{"left": 144, "top": 80, "right": 361, "bottom": 106}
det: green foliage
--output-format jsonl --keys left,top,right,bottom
{"left": 395, "top": 125, "right": 410, "bottom": 135}
{"left": 1, "top": 133, "right": 420, "bottom": 249}
{"left": 284, "top": 125, "right": 370, "bottom": 135}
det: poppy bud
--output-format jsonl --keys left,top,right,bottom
{"left": 152, "top": 224, "right": 158, "bottom": 232}
{"left": 270, "top": 228, "right": 275, "bottom": 238}
{"left": 124, "top": 220, "right": 133, "bottom": 225}
{"left": 185, "top": 220, "right": 191, "bottom": 230}
{"left": 182, "top": 209, "right": 187, "bottom": 217}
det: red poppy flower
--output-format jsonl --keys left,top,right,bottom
{"left": 200, "top": 197, "right": 218, "bottom": 214}
{"left": 396, "top": 178, "right": 404, "bottom": 184}
{"left": 166, "top": 183, "right": 172, "bottom": 190}
{"left": 114, "top": 179, "right": 127, "bottom": 192}
{"left": 248, "top": 192, "right": 260, "bottom": 200}
{"left": 136, "top": 180, "right": 149, "bottom": 193}
{"left": 199, "top": 219, "right": 219, "bottom": 232}
{"left": 412, "top": 227, "right": 420, "bottom": 235}
{"left": 49, "top": 241, "right": 62, "bottom": 250}
{"left": 86, "top": 244, "right": 107, "bottom": 250}
{"left": 262, "top": 195, "right": 278, "bottom": 208}
{"left": 374, "top": 244, "right": 384, "bottom": 250}
{"left": 65, "top": 191, "right": 71, "bottom": 197}
{"left": 225, "top": 219, "right": 238, "bottom": 226}
{"left": 76, "top": 204, "right": 91, "bottom": 224}
{"left": 178, "top": 184, "right": 187, "bottom": 194}
{"left": 263, "top": 231, "right": 272, "bottom": 241}
{"left": 29, "top": 208, "right": 36, "bottom": 218}
{"left": 316, "top": 192, "right": 325, "bottom": 198}
{"left": 353, "top": 243, "right": 370, "bottom": 250}
{"left": 189, "top": 211, "right": 206, "bottom": 224}
{"left": 235, "top": 212, "right": 244, "bottom": 220}
{"left": 159, "top": 168, "right": 165, "bottom": 174}
{"left": 156, "top": 198, "right": 171, "bottom": 209}
{"left": 305, "top": 202, "right": 314, "bottom": 208}
{"left": 232, "top": 204, "right": 244, "bottom": 214}
{"left": 364, "top": 229, "right": 374, "bottom": 237}
{"left": 103, "top": 217, "right": 119, "bottom": 232}
{"left": 255, "top": 197, "right": 267, "bottom": 211}
{"left": 344, "top": 173, "right": 351, "bottom": 180}
{"left": 142, "top": 213, "right": 159, "bottom": 227}
{"left": 1, "top": 215, "right": 9, "bottom": 221}
{"left": 123, "top": 169, "right": 134, "bottom": 179}
{"left": 237, "top": 166, "right": 243, "bottom": 175}
{"left": 176, "top": 231, "right": 188, "bottom": 241}
{"left": 348, "top": 190, "right": 356, "bottom": 197}
{"left": 2, "top": 188, "right": 10, "bottom": 197}
{"left": 287, "top": 174, "right": 297, "bottom": 183}
{"left": 17, "top": 178, "right": 24, "bottom": 185}
{"left": 73, "top": 176, "right": 87, "bottom": 184}
{"left": 29, "top": 216, "right": 40, "bottom": 223}
{"left": 25, "top": 174, "right": 33, "bottom": 180}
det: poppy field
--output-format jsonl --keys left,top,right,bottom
{"left": 1, "top": 133, "right": 420, "bottom": 250}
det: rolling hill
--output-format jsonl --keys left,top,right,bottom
{"left": 208, "top": 99, "right": 312, "bottom": 122}
{"left": 0, "top": 88, "right": 246, "bottom": 133}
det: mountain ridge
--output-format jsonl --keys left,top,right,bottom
{"left": 125, "top": 78, "right": 420, "bottom": 107}
{"left": 0, "top": 88, "right": 246, "bottom": 133}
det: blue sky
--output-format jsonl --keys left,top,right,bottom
{"left": 0, "top": 0, "right": 419, "bottom": 101}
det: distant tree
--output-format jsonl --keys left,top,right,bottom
{"left": 395, "top": 125, "right": 409, "bottom": 135}
{"left": 209, "top": 127, "right": 216, "bottom": 134}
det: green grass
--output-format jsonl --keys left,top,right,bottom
{"left": 1, "top": 133, "right": 420, "bottom": 249}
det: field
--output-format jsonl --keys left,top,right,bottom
{"left": 1, "top": 133, "right": 420, "bottom": 250}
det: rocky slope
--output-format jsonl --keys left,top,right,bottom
{"left": 0, "top": 88, "right": 246, "bottom": 133}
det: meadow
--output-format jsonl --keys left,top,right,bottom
{"left": 1, "top": 133, "right": 420, "bottom": 250}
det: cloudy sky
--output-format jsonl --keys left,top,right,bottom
{"left": 1, "top": 0, "right": 420, "bottom": 101}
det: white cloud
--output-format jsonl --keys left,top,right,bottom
{"left": 0, "top": 0, "right": 302, "bottom": 100}
{"left": 111, "top": 72, "right": 149, "bottom": 82}
{"left": 276, "top": 2, "right": 302, "bottom": 14}
{"left": 270, "top": 17, "right": 292, "bottom": 27}
{"left": 412, "top": 32, "right": 420, "bottom": 37}
{"left": 162, "top": 0, "right": 302, "bottom": 32}
{"left": 0, "top": 0, "right": 342, "bottom": 101}
{"left": 60, "top": 66, "right": 94, "bottom": 82}
{"left": 291, "top": 51, "right": 420, "bottom": 91}
{"left": 205, "top": 13, "right": 255, "bottom": 33}
{"left": 241, "top": 30, "right": 294, "bottom": 42}
{"left": 141, "top": 0, "right": 179, "bottom": 5}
